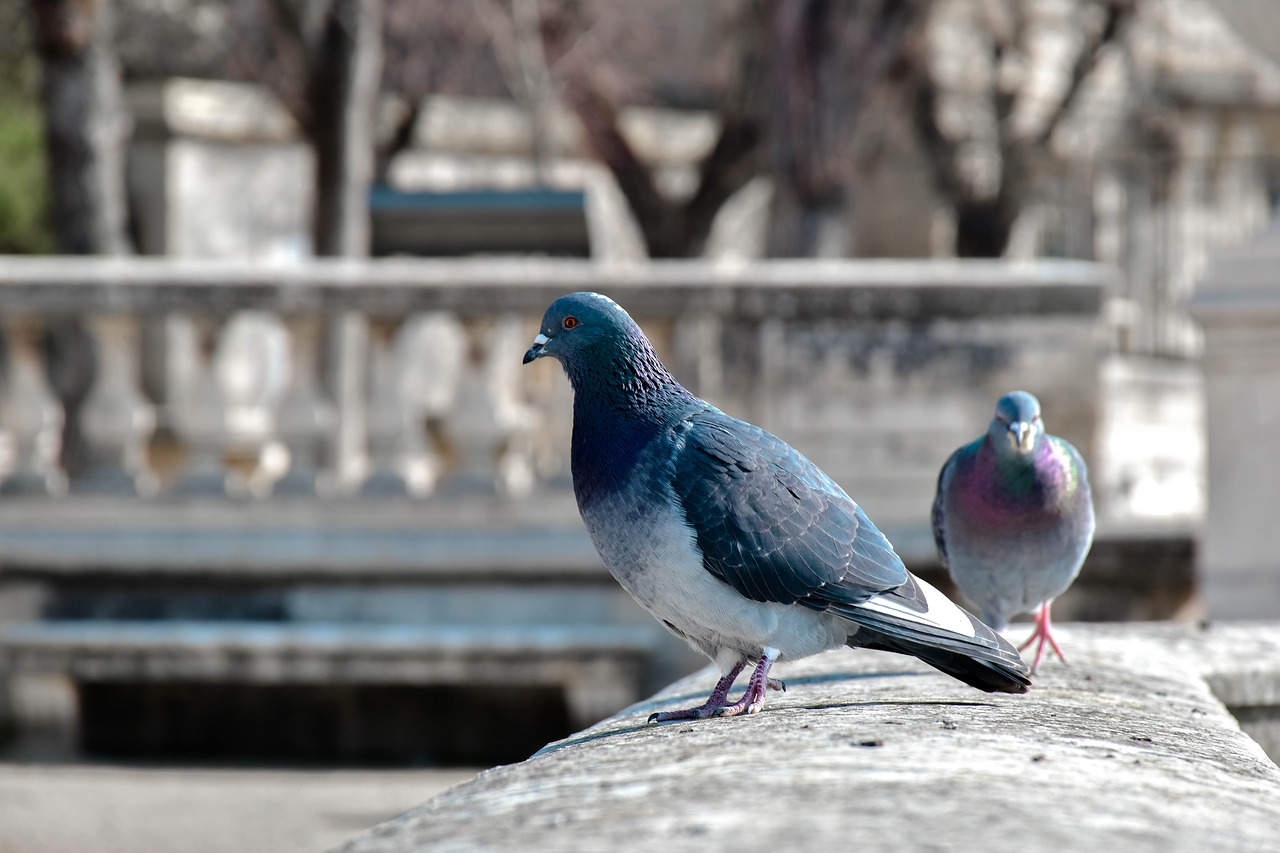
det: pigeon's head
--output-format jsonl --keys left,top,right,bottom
{"left": 989, "top": 391, "right": 1043, "bottom": 454}
{"left": 522, "top": 291, "right": 644, "bottom": 369}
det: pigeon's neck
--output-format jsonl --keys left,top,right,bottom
{"left": 567, "top": 337, "right": 696, "bottom": 507}
{"left": 980, "top": 438, "right": 1076, "bottom": 511}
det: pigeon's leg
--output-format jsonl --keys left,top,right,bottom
{"left": 648, "top": 659, "right": 748, "bottom": 723}
{"left": 767, "top": 677, "right": 786, "bottom": 693}
{"left": 1018, "top": 601, "right": 1067, "bottom": 673}
{"left": 715, "top": 648, "right": 780, "bottom": 718}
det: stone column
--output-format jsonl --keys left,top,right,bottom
{"left": 1191, "top": 229, "right": 1280, "bottom": 618}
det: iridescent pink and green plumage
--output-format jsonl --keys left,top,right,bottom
{"left": 932, "top": 392, "right": 1095, "bottom": 672}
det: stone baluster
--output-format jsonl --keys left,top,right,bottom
{"left": 437, "top": 316, "right": 538, "bottom": 497}
{"left": 217, "top": 312, "right": 291, "bottom": 496}
{"left": 0, "top": 318, "right": 68, "bottom": 496}
{"left": 393, "top": 312, "right": 468, "bottom": 494}
{"left": 74, "top": 314, "right": 158, "bottom": 495}
{"left": 325, "top": 312, "right": 369, "bottom": 492}
{"left": 360, "top": 317, "right": 431, "bottom": 497}
{"left": 672, "top": 314, "right": 724, "bottom": 402}
{"left": 750, "top": 317, "right": 786, "bottom": 429}
{"left": 359, "top": 318, "right": 407, "bottom": 496}
{"left": 518, "top": 318, "right": 574, "bottom": 491}
{"left": 488, "top": 315, "right": 540, "bottom": 498}
{"left": 271, "top": 314, "right": 337, "bottom": 496}
{"left": 169, "top": 316, "right": 239, "bottom": 496}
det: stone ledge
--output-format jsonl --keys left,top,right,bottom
{"left": 333, "top": 622, "right": 1280, "bottom": 853}
{"left": 0, "top": 256, "right": 1108, "bottom": 318}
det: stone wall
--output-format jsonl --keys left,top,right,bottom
{"left": 0, "top": 257, "right": 1206, "bottom": 761}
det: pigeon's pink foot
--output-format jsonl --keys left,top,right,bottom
{"left": 1018, "top": 602, "right": 1066, "bottom": 673}
{"left": 648, "top": 650, "right": 782, "bottom": 723}
{"left": 715, "top": 649, "right": 780, "bottom": 718}
{"left": 648, "top": 660, "right": 747, "bottom": 723}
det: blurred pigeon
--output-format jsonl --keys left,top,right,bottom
{"left": 932, "top": 391, "right": 1095, "bottom": 672}
{"left": 524, "top": 293, "right": 1030, "bottom": 721}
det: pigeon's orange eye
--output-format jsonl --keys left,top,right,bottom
{"left": 563, "top": 316, "right": 579, "bottom": 329}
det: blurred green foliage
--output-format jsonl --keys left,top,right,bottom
{"left": 0, "top": 91, "right": 52, "bottom": 255}
{"left": 0, "top": 5, "right": 51, "bottom": 256}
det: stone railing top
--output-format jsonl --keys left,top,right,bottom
{"left": 0, "top": 256, "right": 1111, "bottom": 318}
{"left": 333, "top": 621, "right": 1280, "bottom": 853}
{"left": 0, "top": 495, "right": 603, "bottom": 580}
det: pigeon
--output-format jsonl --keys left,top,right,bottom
{"left": 932, "top": 391, "right": 1095, "bottom": 673}
{"left": 523, "top": 292, "right": 1030, "bottom": 722}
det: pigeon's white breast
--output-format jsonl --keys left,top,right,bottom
{"left": 581, "top": 484, "right": 847, "bottom": 666}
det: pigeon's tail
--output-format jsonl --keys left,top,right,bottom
{"left": 837, "top": 575, "right": 1031, "bottom": 694}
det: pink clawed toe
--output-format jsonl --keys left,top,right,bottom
{"left": 1018, "top": 602, "right": 1066, "bottom": 673}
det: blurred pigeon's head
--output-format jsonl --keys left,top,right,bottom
{"left": 989, "top": 391, "right": 1043, "bottom": 454}
{"left": 523, "top": 291, "right": 646, "bottom": 370}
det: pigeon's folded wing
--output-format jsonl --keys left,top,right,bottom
{"left": 670, "top": 410, "right": 908, "bottom": 605}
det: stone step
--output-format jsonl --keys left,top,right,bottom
{"left": 0, "top": 620, "right": 655, "bottom": 732}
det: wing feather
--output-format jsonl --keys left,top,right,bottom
{"left": 671, "top": 410, "right": 907, "bottom": 605}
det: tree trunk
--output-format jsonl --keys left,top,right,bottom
{"left": 763, "top": 0, "right": 921, "bottom": 258}
{"left": 30, "top": 0, "right": 131, "bottom": 255}
{"left": 953, "top": 200, "right": 1018, "bottom": 258}
{"left": 543, "top": 2, "right": 766, "bottom": 259}
{"left": 310, "top": 0, "right": 383, "bottom": 258}
{"left": 29, "top": 0, "right": 133, "bottom": 479}
{"left": 308, "top": 0, "right": 383, "bottom": 487}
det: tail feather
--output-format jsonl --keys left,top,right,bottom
{"left": 834, "top": 574, "right": 1031, "bottom": 694}
{"left": 853, "top": 630, "right": 1031, "bottom": 694}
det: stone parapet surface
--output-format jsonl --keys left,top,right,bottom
{"left": 334, "top": 622, "right": 1280, "bottom": 853}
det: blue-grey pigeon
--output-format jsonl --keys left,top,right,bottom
{"left": 524, "top": 292, "right": 1030, "bottom": 721}
{"left": 932, "top": 391, "right": 1095, "bottom": 673}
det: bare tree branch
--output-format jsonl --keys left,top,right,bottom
{"left": 909, "top": 0, "right": 1136, "bottom": 257}
{"left": 1036, "top": 0, "right": 1135, "bottom": 146}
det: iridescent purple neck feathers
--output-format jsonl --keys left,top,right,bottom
{"left": 958, "top": 436, "right": 1082, "bottom": 527}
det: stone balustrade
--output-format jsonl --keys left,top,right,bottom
{"left": 0, "top": 256, "right": 1208, "bottom": 763}
{"left": 0, "top": 256, "right": 1113, "bottom": 516}
{"left": 0, "top": 254, "right": 1207, "bottom": 588}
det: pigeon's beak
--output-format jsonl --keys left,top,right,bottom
{"left": 523, "top": 333, "right": 549, "bottom": 364}
{"left": 1009, "top": 421, "right": 1036, "bottom": 452}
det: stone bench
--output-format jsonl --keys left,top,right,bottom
{"left": 0, "top": 620, "right": 654, "bottom": 762}
{"left": 369, "top": 187, "right": 591, "bottom": 257}
{"left": 332, "top": 622, "right": 1280, "bottom": 852}
{"left": 0, "top": 622, "right": 648, "bottom": 705}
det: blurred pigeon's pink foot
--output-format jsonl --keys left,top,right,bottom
{"left": 1019, "top": 602, "right": 1066, "bottom": 673}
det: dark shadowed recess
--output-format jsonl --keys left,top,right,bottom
{"left": 77, "top": 682, "right": 570, "bottom": 767}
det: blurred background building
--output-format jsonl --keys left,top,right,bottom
{"left": 0, "top": 0, "right": 1278, "bottom": 848}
